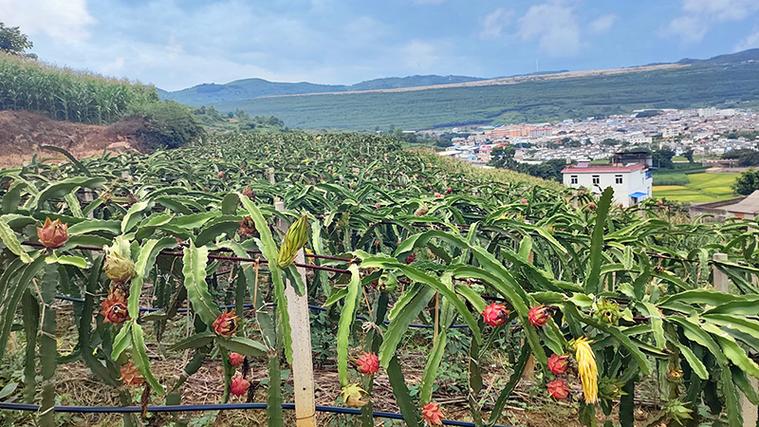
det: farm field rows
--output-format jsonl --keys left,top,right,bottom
{"left": 653, "top": 172, "right": 740, "bottom": 203}
{"left": 0, "top": 132, "right": 757, "bottom": 427}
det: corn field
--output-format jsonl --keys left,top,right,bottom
{"left": 0, "top": 132, "right": 757, "bottom": 426}
{"left": 0, "top": 53, "right": 158, "bottom": 124}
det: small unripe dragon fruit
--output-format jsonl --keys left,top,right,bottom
{"left": 355, "top": 352, "right": 379, "bottom": 375}
{"left": 546, "top": 379, "right": 570, "bottom": 400}
{"left": 120, "top": 362, "right": 145, "bottom": 387}
{"left": 528, "top": 305, "right": 551, "bottom": 327}
{"left": 228, "top": 352, "right": 245, "bottom": 368}
{"left": 36, "top": 217, "right": 68, "bottom": 249}
{"left": 230, "top": 375, "right": 250, "bottom": 396}
{"left": 421, "top": 402, "right": 444, "bottom": 425}
{"left": 212, "top": 311, "right": 239, "bottom": 337}
{"left": 103, "top": 236, "right": 136, "bottom": 283}
{"left": 482, "top": 303, "right": 509, "bottom": 327}
{"left": 547, "top": 354, "right": 570, "bottom": 375}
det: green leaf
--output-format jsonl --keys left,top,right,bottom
{"left": 131, "top": 323, "right": 164, "bottom": 394}
{"left": 33, "top": 176, "right": 106, "bottom": 209}
{"left": 586, "top": 187, "right": 613, "bottom": 293}
{"left": 387, "top": 357, "right": 420, "bottom": 427}
{"left": 45, "top": 254, "right": 89, "bottom": 269}
{"left": 121, "top": 201, "right": 151, "bottom": 233}
{"left": 378, "top": 285, "right": 435, "bottom": 369}
{"left": 0, "top": 216, "right": 33, "bottom": 263}
{"left": 419, "top": 328, "right": 446, "bottom": 404}
{"left": 111, "top": 323, "right": 133, "bottom": 361}
{"left": 181, "top": 240, "right": 220, "bottom": 325}
{"left": 169, "top": 332, "right": 216, "bottom": 351}
{"left": 672, "top": 340, "right": 708, "bottom": 380}
{"left": 337, "top": 264, "right": 361, "bottom": 387}
{"left": 217, "top": 337, "right": 268, "bottom": 357}
{"left": 68, "top": 219, "right": 121, "bottom": 236}
{"left": 128, "top": 237, "right": 176, "bottom": 319}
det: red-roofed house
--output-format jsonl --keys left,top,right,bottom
{"left": 562, "top": 163, "right": 653, "bottom": 207}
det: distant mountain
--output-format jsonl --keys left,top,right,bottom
{"left": 677, "top": 48, "right": 759, "bottom": 65}
{"left": 164, "top": 49, "right": 759, "bottom": 130}
{"left": 161, "top": 74, "right": 486, "bottom": 105}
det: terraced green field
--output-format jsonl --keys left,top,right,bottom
{"left": 653, "top": 172, "right": 740, "bottom": 202}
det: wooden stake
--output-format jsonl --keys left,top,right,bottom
{"left": 274, "top": 198, "right": 316, "bottom": 426}
{"left": 713, "top": 253, "right": 757, "bottom": 427}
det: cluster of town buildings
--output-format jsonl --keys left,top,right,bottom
{"left": 432, "top": 108, "right": 759, "bottom": 209}
{"left": 433, "top": 108, "right": 758, "bottom": 165}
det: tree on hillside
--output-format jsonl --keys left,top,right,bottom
{"left": 0, "top": 23, "right": 34, "bottom": 57}
{"left": 683, "top": 149, "right": 695, "bottom": 163}
{"left": 652, "top": 148, "right": 675, "bottom": 169}
{"left": 489, "top": 146, "right": 517, "bottom": 169}
{"left": 733, "top": 169, "right": 759, "bottom": 196}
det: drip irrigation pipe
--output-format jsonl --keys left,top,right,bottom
{"left": 54, "top": 294, "right": 471, "bottom": 330}
{"left": 0, "top": 401, "right": 504, "bottom": 426}
{"left": 22, "top": 241, "right": 353, "bottom": 275}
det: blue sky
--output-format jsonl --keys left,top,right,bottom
{"left": 4, "top": 0, "right": 759, "bottom": 90}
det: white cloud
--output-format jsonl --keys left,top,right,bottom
{"left": 400, "top": 40, "right": 444, "bottom": 71}
{"left": 735, "top": 29, "right": 759, "bottom": 51}
{"left": 517, "top": 2, "right": 581, "bottom": 56}
{"left": 682, "top": 0, "right": 759, "bottom": 21}
{"left": 666, "top": 0, "right": 759, "bottom": 42}
{"left": 0, "top": 0, "right": 95, "bottom": 42}
{"left": 479, "top": 8, "right": 513, "bottom": 40}
{"left": 589, "top": 14, "right": 616, "bottom": 34}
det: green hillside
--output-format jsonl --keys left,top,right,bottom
{"left": 210, "top": 60, "right": 759, "bottom": 130}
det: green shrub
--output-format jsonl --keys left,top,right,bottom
{"left": 127, "top": 101, "right": 204, "bottom": 149}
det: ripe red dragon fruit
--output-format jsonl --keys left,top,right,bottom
{"left": 547, "top": 378, "right": 570, "bottom": 400}
{"left": 481, "top": 303, "right": 509, "bottom": 327}
{"left": 520, "top": 198, "right": 529, "bottom": 205}
{"left": 528, "top": 305, "right": 551, "bottom": 327}
{"left": 405, "top": 253, "right": 416, "bottom": 264}
{"left": 212, "top": 311, "right": 239, "bottom": 337}
{"left": 445, "top": 187, "right": 453, "bottom": 194}
{"left": 547, "top": 354, "right": 570, "bottom": 375}
{"left": 230, "top": 375, "right": 250, "bottom": 396}
{"left": 355, "top": 352, "right": 379, "bottom": 375}
{"left": 101, "top": 289, "right": 129, "bottom": 324}
{"left": 242, "top": 186, "right": 254, "bottom": 199}
{"left": 228, "top": 352, "right": 245, "bottom": 368}
{"left": 36, "top": 217, "right": 68, "bottom": 249}
{"left": 434, "top": 192, "right": 443, "bottom": 199}
{"left": 421, "top": 402, "right": 444, "bottom": 425}
{"left": 120, "top": 362, "right": 145, "bottom": 387}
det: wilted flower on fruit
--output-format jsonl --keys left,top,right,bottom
{"left": 547, "top": 354, "right": 570, "bottom": 375}
{"left": 527, "top": 305, "right": 551, "bottom": 327}
{"left": 405, "top": 253, "right": 416, "bottom": 264}
{"left": 277, "top": 214, "right": 309, "bottom": 268}
{"left": 340, "top": 384, "right": 368, "bottom": 408}
{"left": 212, "top": 311, "right": 238, "bottom": 337}
{"left": 228, "top": 352, "right": 245, "bottom": 368}
{"left": 104, "top": 236, "right": 136, "bottom": 283}
{"left": 414, "top": 206, "right": 429, "bottom": 216}
{"left": 238, "top": 216, "right": 257, "bottom": 238}
{"left": 120, "top": 362, "right": 144, "bottom": 387}
{"left": 586, "top": 202, "right": 597, "bottom": 210}
{"left": 667, "top": 368, "right": 683, "bottom": 382}
{"left": 101, "top": 290, "right": 129, "bottom": 324}
{"left": 546, "top": 379, "right": 570, "bottom": 400}
{"left": 421, "top": 402, "right": 444, "bottom": 425}
{"left": 37, "top": 218, "right": 68, "bottom": 249}
{"left": 481, "top": 303, "right": 509, "bottom": 327}
{"left": 230, "top": 375, "right": 250, "bottom": 396}
{"left": 572, "top": 337, "right": 598, "bottom": 404}
{"left": 355, "top": 352, "right": 379, "bottom": 375}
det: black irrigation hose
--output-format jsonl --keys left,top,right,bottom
{"left": 54, "top": 294, "right": 471, "bottom": 330}
{"left": 0, "top": 402, "right": 505, "bottom": 427}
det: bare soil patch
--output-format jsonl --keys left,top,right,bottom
{"left": 0, "top": 110, "right": 148, "bottom": 167}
